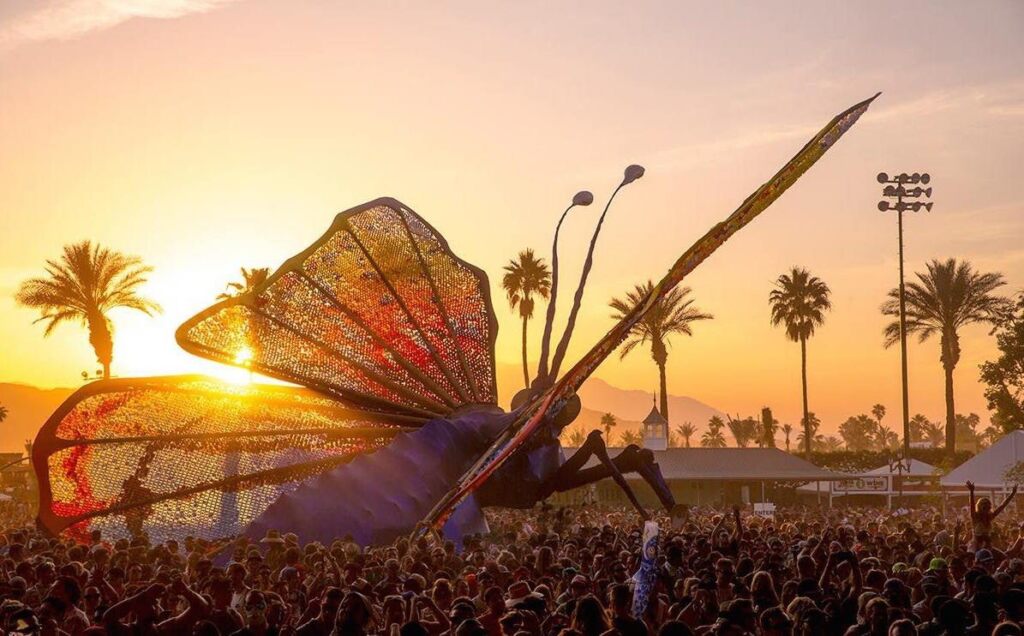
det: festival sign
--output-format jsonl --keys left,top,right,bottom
{"left": 833, "top": 476, "right": 889, "bottom": 493}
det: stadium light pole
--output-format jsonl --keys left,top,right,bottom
{"left": 877, "top": 172, "right": 933, "bottom": 460}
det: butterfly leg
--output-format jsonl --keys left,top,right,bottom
{"left": 628, "top": 449, "right": 676, "bottom": 511}
{"left": 539, "top": 430, "right": 650, "bottom": 519}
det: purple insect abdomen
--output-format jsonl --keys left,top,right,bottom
{"left": 242, "top": 409, "right": 509, "bottom": 546}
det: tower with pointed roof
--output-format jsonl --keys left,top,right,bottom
{"left": 642, "top": 393, "right": 669, "bottom": 451}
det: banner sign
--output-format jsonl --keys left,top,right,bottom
{"left": 833, "top": 476, "right": 889, "bottom": 493}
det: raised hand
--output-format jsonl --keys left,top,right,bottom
{"left": 967, "top": 481, "right": 975, "bottom": 492}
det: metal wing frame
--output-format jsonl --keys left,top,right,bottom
{"left": 34, "top": 375, "right": 414, "bottom": 541}
{"left": 175, "top": 197, "right": 500, "bottom": 419}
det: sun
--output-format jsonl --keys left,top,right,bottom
{"left": 219, "top": 347, "right": 255, "bottom": 386}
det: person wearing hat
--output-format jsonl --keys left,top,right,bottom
{"left": 914, "top": 577, "right": 943, "bottom": 622}
{"left": 974, "top": 549, "right": 995, "bottom": 573}
{"left": 260, "top": 530, "right": 287, "bottom": 573}
{"left": 556, "top": 575, "right": 589, "bottom": 617}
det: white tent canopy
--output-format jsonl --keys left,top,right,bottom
{"left": 797, "top": 459, "right": 938, "bottom": 494}
{"left": 942, "top": 430, "right": 1024, "bottom": 489}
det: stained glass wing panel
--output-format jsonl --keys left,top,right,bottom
{"left": 176, "top": 198, "right": 498, "bottom": 418}
{"left": 33, "top": 376, "right": 412, "bottom": 542}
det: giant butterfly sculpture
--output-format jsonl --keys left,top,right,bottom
{"left": 33, "top": 95, "right": 877, "bottom": 545}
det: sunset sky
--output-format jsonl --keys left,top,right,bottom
{"left": 1, "top": 1, "right": 1022, "bottom": 436}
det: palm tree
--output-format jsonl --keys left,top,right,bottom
{"left": 869, "top": 403, "right": 891, "bottom": 448}
{"left": 980, "top": 425, "right": 1001, "bottom": 449}
{"left": 502, "top": 249, "right": 551, "bottom": 389}
{"left": 760, "top": 409, "right": 778, "bottom": 448}
{"left": 16, "top": 241, "right": 161, "bottom": 379}
{"left": 878, "top": 428, "right": 900, "bottom": 450}
{"left": 610, "top": 281, "right": 712, "bottom": 421}
{"left": 769, "top": 267, "right": 832, "bottom": 459}
{"left": 0, "top": 404, "right": 7, "bottom": 423}
{"left": 796, "top": 427, "right": 824, "bottom": 453}
{"left": 218, "top": 267, "right": 270, "bottom": 299}
{"left": 600, "top": 412, "right": 618, "bottom": 441}
{"left": 726, "top": 416, "right": 757, "bottom": 448}
{"left": 823, "top": 436, "right": 843, "bottom": 453}
{"left": 620, "top": 429, "right": 644, "bottom": 447}
{"left": 882, "top": 258, "right": 1009, "bottom": 454}
{"left": 564, "top": 429, "right": 586, "bottom": 447}
{"left": 871, "top": 404, "right": 886, "bottom": 427}
{"left": 923, "top": 419, "right": 945, "bottom": 448}
{"left": 796, "top": 412, "right": 823, "bottom": 452}
{"left": 676, "top": 422, "right": 697, "bottom": 448}
{"left": 781, "top": 423, "right": 794, "bottom": 452}
{"left": 701, "top": 416, "right": 727, "bottom": 448}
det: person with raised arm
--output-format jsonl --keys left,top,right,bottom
{"left": 966, "top": 480, "right": 1018, "bottom": 549}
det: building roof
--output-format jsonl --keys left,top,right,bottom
{"left": 643, "top": 406, "right": 668, "bottom": 426}
{"left": 942, "top": 431, "right": 1024, "bottom": 488}
{"left": 565, "top": 447, "right": 849, "bottom": 481}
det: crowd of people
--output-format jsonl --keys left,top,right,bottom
{"left": 2, "top": 483, "right": 1023, "bottom": 636}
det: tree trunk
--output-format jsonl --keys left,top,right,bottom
{"left": 944, "top": 362, "right": 956, "bottom": 455}
{"left": 521, "top": 314, "right": 530, "bottom": 389}
{"left": 658, "top": 361, "right": 669, "bottom": 423}
{"left": 88, "top": 312, "right": 113, "bottom": 379}
{"left": 801, "top": 336, "right": 811, "bottom": 459}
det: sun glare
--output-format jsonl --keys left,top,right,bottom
{"left": 220, "top": 347, "right": 255, "bottom": 386}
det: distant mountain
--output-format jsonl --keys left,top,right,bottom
{"left": 562, "top": 406, "right": 644, "bottom": 446}
{"left": 0, "top": 383, "right": 74, "bottom": 453}
{"left": 577, "top": 377, "right": 725, "bottom": 425}
{"left": 1, "top": 368, "right": 724, "bottom": 453}
{"left": 495, "top": 363, "right": 724, "bottom": 434}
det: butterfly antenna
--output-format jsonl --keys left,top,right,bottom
{"left": 536, "top": 191, "right": 594, "bottom": 385}
{"left": 547, "top": 165, "right": 645, "bottom": 380}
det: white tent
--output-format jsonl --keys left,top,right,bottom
{"left": 797, "top": 458, "right": 938, "bottom": 494}
{"left": 942, "top": 430, "right": 1024, "bottom": 488}
{"left": 864, "top": 459, "right": 938, "bottom": 477}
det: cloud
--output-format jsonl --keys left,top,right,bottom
{"left": 0, "top": 0, "right": 241, "bottom": 50}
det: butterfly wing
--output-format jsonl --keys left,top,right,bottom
{"left": 419, "top": 94, "right": 880, "bottom": 531}
{"left": 34, "top": 375, "right": 413, "bottom": 541}
{"left": 176, "top": 197, "right": 499, "bottom": 419}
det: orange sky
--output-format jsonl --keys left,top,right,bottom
{"left": 1, "top": 1, "right": 1022, "bottom": 437}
